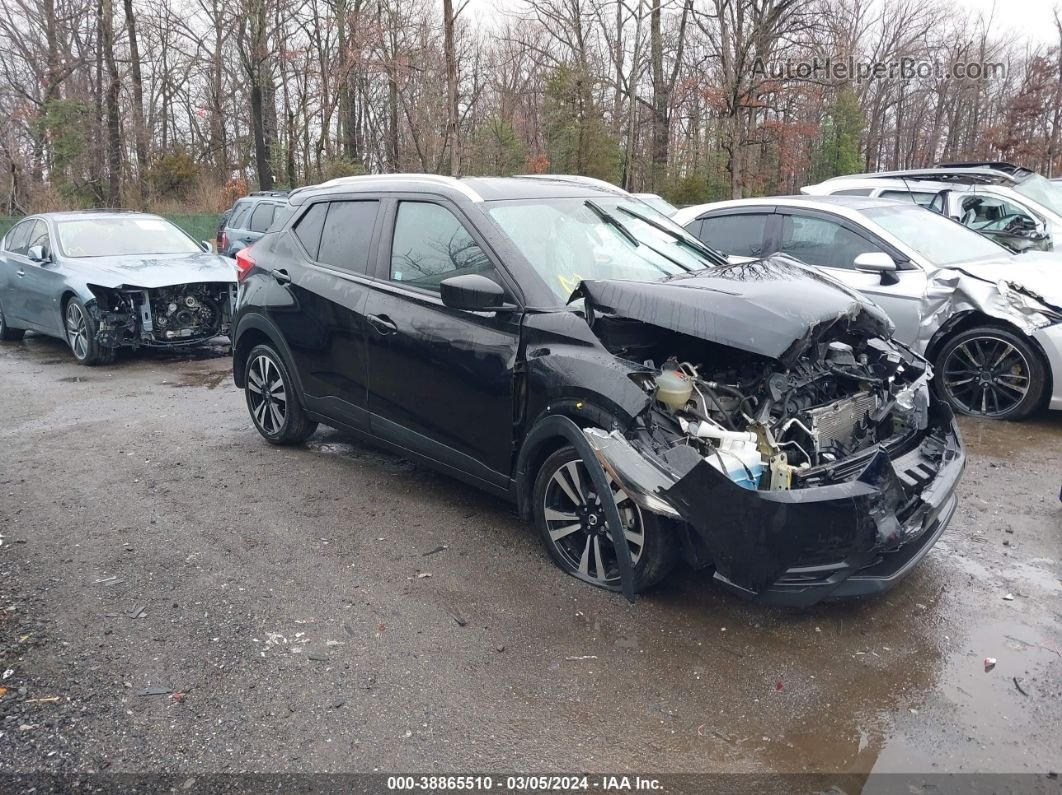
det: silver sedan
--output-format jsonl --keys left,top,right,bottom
{"left": 675, "top": 195, "right": 1062, "bottom": 420}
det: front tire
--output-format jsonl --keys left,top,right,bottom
{"left": 244, "top": 344, "right": 317, "bottom": 444}
{"left": 532, "top": 445, "right": 676, "bottom": 593}
{"left": 934, "top": 325, "right": 1046, "bottom": 420}
{"left": 65, "top": 298, "right": 115, "bottom": 365}
{"left": 0, "top": 298, "right": 26, "bottom": 341}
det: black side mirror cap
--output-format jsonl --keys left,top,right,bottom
{"left": 440, "top": 274, "right": 516, "bottom": 312}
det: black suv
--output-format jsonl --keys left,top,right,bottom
{"left": 231, "top": 175, "right": 964, "bottom": 606}
{"left": 218, "top": 191, "right": 290, "bottom": 257}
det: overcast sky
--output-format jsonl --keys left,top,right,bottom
{"left": 960, "top": 0, "right": 1059, "bottom": 45}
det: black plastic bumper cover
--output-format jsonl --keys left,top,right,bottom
{"left": 584, "top": 403, "right": 965, "bottom": 607}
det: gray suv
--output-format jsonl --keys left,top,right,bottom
{"left": 218, "top": 191, "right": 290, "bottom": 257}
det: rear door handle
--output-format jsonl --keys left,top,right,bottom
{"left": 272, "top": 268, "right": 291, "bottom": 285}
{"left": 16, "top": 269, "right": 25, "bottom": 278}
{"left": 367, "top": 314, "right": 398, "bottom": 335}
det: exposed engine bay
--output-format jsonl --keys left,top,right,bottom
{"left": 594, "top": 316, "right": 931, "bottom": 492}
{"left": 88, "top": 282, "right": 236, "bottom": 348}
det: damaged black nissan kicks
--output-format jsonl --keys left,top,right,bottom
{"left": 231, "top": 175, "right": 965, "bottom": 607}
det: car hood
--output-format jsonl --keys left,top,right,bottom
{"left": 574, "top": 255, "right": 894, "bottom": 366}
{"left": 77, "top": 252, "right": 238, "bottom": 289}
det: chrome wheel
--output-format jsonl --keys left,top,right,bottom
{"left": 542, "top": 458, "right": 644, "bottom": 584}
{"left": 941, "top": 335, "right": 1031, "bottom": 418}
{"left": 247, "top": 354, "right": 288, "bottom": 435}
{"left": 65, "top": 302, "right": 88, "bottom": 360}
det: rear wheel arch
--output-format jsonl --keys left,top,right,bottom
{"left": 232, "top": 315, "right": 304, "bottom": 394}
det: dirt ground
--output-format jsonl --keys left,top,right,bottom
{"left": 1, "top": 333, "right": 1060, "bottom": 786}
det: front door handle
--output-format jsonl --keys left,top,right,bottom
{"left": 272, "top": 268, "right": 291, "bottom": 285}
{"left": 16, "top": 269, "right": 25, "bottom": 278}
{"left": 367, "top": 314, "right": 398, "bottom": 335}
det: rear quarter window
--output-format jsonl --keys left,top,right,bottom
{"left": 228, "top": 202, "right": 253, "bottom": 229}
{"left": 293, "top": 203, "right": 328, "bottom": 259}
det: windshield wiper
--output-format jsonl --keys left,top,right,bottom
{"left": 586, "top": 198, "right": 695, "bottom": 274}
{"left": 616, "top": 204, "right": 727, "bottom": 266}
{"left": 584, "top": 200, "right": 641, "bottom": 248}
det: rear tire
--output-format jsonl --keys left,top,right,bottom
{"left": 532, "top": 445, "right": 676, "bottom": 593}
{"left": 244, "top": 343, "right": 317, "bottom": 444}
{"left": 65, "top": 297, "right": 115, "bottom": 365}
{"left": 934, "top": 325, "right": 1046, "bottom": 420}
{"left": 0, "top": 298, "right": 26, "bottom": 341}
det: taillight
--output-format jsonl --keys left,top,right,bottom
{"left": 235, "top": 248, "right": 256, "bottom": 283}
{"left": 219, "top": 231, "right": 228, "bottom": 251}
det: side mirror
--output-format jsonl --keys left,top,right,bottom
{"left": 853, "top": 252, "right": 897, "bottom": 273}
{"left": 201, "top": 240, "right": 212, "bottom": 252}
{"left": 440, "top": 274, "right": 513, "bottom": 312}
{"left": 27, "top": 244, "right": 50, "bottom": 263}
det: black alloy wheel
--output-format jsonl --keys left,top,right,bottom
{"left": 936, "top": 326, "right": 1046, "bottom": 420}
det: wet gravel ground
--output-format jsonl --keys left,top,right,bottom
{"left": 0, "top": 334, "right": 1060, "bottom": 782}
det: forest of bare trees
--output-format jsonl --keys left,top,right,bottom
{"left": 2, "top": 0, "right": 1061, "bottom": 214}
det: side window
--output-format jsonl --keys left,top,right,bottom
{"left": 4, "top": 220, "right": 33, "bottom": 254}
{"left": 228, "top": 202, "right": 252, "bottom": 229}
{"left": 831, "top": 188, "right": 873, "bottom": 197}
{"left": 960, "top": 196, "right": 1035, "bottom": 230}
{"left": 294, "top": 203, "right": 328, "bottom": 259}
{"left": 779, "top": 214, "right": 886, "bottom": 270}
{"left": 26, "top": 221, "right": 49, "bottom": 252}
{"left": 317, "top": 201, "right": 379, "bottom": 273}
{"left": 879, "top": 190, "right": 934, "bottom": 207}
{"left": 389, "top": 202, "right": 494, "bottom": 292}
{"left": 248, "top": 203, "right": 277, "bottom": 233}
{"left": 697, "top": 214, "right": 768, "bottom": 258}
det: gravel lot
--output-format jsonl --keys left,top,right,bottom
{"left": 1, "top": 334, "right": 1060, "bottom": 783}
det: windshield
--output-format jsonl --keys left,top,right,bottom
{"left": 1013, "top": 173, "right": 1062, "bottom": 217}
{"left": 635, "top": 195, "right": 678, "bottom": 216}
{"left": 486, "top": 196, "right": 717, "bottom": 302}
{"left": 57, "top": 217, "right": 203, "bottom": 258}
{"left": 863, "top": 204, "right": 1011, "bottom": 266}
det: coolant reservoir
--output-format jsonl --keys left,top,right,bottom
{"left": 655, "top": 369, "right": 693, "bottom": 411}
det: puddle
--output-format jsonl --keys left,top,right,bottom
{"left": 170, "top": 369, "right": 231, "bottom": 389}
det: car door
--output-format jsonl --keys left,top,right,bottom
{"left": 772, "top": 209, "right": 927, "bottom": 344}
{"left": 267, "top": 198, "right": 382, "bottom": 430}
{"left": 363, "top": 198, "right": 522, "bottom": 489}
{"left": 18, "top": 219, "right": 66, "bottom": 335}
{"left": 0, "top": 219, "right": 34, "bottom": 324}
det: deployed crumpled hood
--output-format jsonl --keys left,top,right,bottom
{"left": 80, "top": 252, "right": 238, "bottom": 290}
{"left": 575, "top": 255, "right": 894, "bottom": 365}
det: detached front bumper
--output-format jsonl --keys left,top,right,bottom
{"left": 585, "top": 403, "right": 965, "bottom": 607}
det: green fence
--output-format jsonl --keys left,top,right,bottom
{"left": 0, "top": 213, "right": 220, "bottom": 244}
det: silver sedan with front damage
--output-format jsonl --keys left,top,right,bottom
{"left": 677, "top": 196, "right": 1062, "bottom": 420}
{"left": 0, "top": 211, "right": 237, "bottom": 365}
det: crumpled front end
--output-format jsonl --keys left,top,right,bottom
{"left": 88, "top": 283, "right": 238, "bottom": 349}
{"left": 584, "top": 401, "right": 963, "bottom": 607}
{"left": 572, "top": 261, "right": 966, "bottom": 606}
